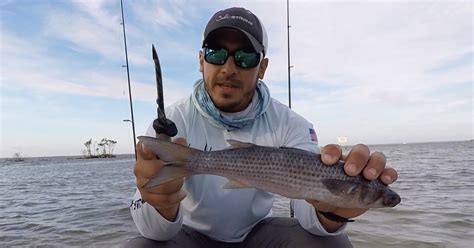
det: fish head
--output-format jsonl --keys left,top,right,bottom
{"left": 360, "top": 183, "right": 401, "bottom": 208}
{"left": 382, "top": 189, "right": 401, "bottom": 207}
{"left": 322, "top": 178, "right": 401, "bottom": 208}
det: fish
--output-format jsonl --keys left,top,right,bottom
{"left": 137, "top": 136, "right": 401, "bottom": 209}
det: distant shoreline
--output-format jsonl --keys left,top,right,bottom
{"left": 0, "top": 153, "right": 135, "bottom": 160}
{"left": 367, "top": 139, "right": 473, "bottom": 147}
{"left": 1, "top": 139, "right": 471, "bottom": 159}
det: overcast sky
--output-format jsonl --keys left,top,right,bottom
{"left": 1, "top": 0, "right": 472, "bottom": 157}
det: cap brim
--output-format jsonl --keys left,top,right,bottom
{"left": 238, "top": 28, "right": 264, "bottom": 55}
{"left": 203, "top": 26, "right": 265, "bottom": 55}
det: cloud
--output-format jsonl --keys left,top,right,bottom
{"left": 45, "top": 2, "right": 120, "bottom": 58}
{"left": 3, "top": 1, "right": 470, "bottom": 109}
{"left": 3, "top": 59, "right": 188, "bottom": 106}
{"left": 1, "top": 19, "right": 190, "bottom": 111}
{"left": 250, "top": 1, "right": 472, "bottom": 112}
{"left": 43, "top": 0, "right": 150, "bottom": 66}
{"left": 1, "top": 1, "right": 472, "bottom": 156}
{"left": 129, "top": 0, "right": 191, "bottom": 29}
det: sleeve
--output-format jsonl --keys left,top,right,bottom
{"left": 130, "top": 189, "right": 183, "bottom": 241}
{"left": 282, "top": 110, "right": 348, "bottom": 236}
{"left": 129, "top": 103, "right": 188, "bottom": 241}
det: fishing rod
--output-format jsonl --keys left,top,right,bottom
{"left": 120, "top": 0, "right": 137, "bottom": 160}
{"left": 287, "top": 0, "right": 292, "bottom": 110}
{"left": 287, "top": 0, "right": 295, "bottom": 218}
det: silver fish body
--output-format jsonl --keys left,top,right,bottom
{"left": 138, "top": 136, "right": 401, "bottom": 209}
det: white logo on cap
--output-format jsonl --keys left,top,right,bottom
{"left": 216, "top": 14, "right": 253, "bottom": 26}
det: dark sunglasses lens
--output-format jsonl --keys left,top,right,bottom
{"left": 234, "top": 50, "right": 260, "bottom": 68}
{"left": 204, "top": 48, "right": 228, "bottom": 65}
{"left": 204, "top": 47, "right": 260, "bottom": 68}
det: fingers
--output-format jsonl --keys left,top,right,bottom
{"left": 134, "top": 137, "right": 189, "bottom": 211}
{"left": 363, "top": 152, "right": 386, "bottom": 180}
{"left": 134, "top": 155, "right": 164, "bottom": 181}
{"left": 320, "top": 144, "right": 342, "bottom": 165}
{"left": 320, "top": 144, "right": 389, "bottom": 182}
{"left": 137, "top": 137, "right": 187, "bottom": 160}
{"left": 146, "top": 178, "right": 184, "bottom": 194}
{"left": 173, "top": 137, "right": 187, "bottom": 146}
{"left": 344, "top": 144, "right": 370, "bottom": 176}
{"left": 380, "top": 167, "right": 398, "bottom": 185}
{"left": 134, "top": 137, "right": 188, "bottom": 182}
{"left": 137, "top": 141, "right": 156, "bottom": 160}
{"left": 344, "top": 145, "right": 394, "bottom": 183}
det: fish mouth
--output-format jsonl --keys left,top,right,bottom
{"left": 383, "top": 192, "right": 401, "bottom": 207}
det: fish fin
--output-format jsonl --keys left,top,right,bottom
{"left": 225, "top": 139, "right": 256, "bottom": 149}
{"left": 321, "top": 179, "right": 360, "bottom": 196}
{"left": 279, "top": 146, "right": 305, "bottom": 152}
{"left": 163, "top": 162, "right": 188, "bottom": 167}
{"left": 223, "top": 179, "right": 253, "bottom": 189}
{"left": 143, "top": 165, "right": 191, "bottom": 189}
{"left": 138, "top": 136, "right": 200, "bottom": 162}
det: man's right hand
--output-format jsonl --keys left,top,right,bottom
{"left": 134, "top": 138, "right": 188, "bottom": 221}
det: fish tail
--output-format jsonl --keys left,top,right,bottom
{"left": 143, "top": 163, "right": 191, "bottom": 188}
{"left": 137, "top": 136, "right": 200, "bottom": 188}
{"left": 138, "top": 136, "right": 199, "bottom": 162}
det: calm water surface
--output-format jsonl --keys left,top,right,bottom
{"left": 1, "top": 141, "right": 473, "bottom": 247}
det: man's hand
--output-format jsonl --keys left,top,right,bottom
{"left": 134, "top": 138, "right": 188, "bottom": 221}
{"left": 306, "top": 144, "right": 398, "bottom": 232}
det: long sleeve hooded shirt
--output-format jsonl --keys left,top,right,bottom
{"left": 130, "top": 95, "right": 347, "bottom": 242}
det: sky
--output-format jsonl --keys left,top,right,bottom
{"left": 0, "top": 0, "right": 472, "bottom": 157}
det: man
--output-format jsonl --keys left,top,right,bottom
{"left": 127, "top": 7, "right": 398, "bottom": 247}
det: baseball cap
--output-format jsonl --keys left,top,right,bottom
{"left": 202, "top": 7, "right": 268, "bottom": 56}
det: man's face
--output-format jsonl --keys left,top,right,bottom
{"left": 199, "top": 29, "right": 268, "bottom": 113}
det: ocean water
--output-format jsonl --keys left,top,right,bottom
{"left": 1, "top": 141, "right": 472, "bottom": 247}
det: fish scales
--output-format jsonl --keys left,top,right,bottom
{"left": 138, "top": 136, "right": 401, "bottom": 209}
{"left": 191, "top": 146, "right": 350, "bottom": 198}
{"left": 193, "top": 147, "right": 304, "bottom": 193}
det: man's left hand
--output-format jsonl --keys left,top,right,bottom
{"left": 306, "top": 144, "right": 398, "bottom": 232}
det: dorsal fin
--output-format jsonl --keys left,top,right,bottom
{"left": 225, "top": 139, "right": 256, "bottom": 149}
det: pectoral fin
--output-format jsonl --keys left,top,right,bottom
{"left": 321, "top": 179, "right": 360, "bottom": 195}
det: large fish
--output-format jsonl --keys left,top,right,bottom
{"left": 138, "top": 136, "right": 401, "bottom": 209}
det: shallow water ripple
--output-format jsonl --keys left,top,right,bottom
{"left": 1, "top": 141, "right": 473, "bottom": 247}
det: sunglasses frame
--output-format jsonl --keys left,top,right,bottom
{"left": 203, "top": 46, "right": 262, "bottom": 69}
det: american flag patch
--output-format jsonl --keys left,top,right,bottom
{"left": 309, "top": 128, "right": 318, "bottom": 142}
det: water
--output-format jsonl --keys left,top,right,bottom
{"left": 1, "top": 141, "right": 473, "bottom": 247}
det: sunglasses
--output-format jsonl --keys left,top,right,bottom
{"left": 203, "top": 47, "right": 261, "bottom": 69}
